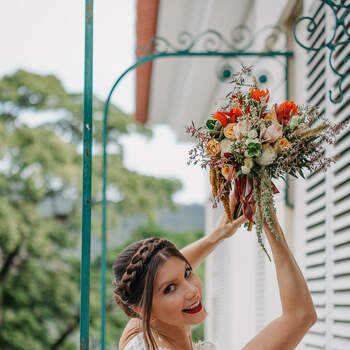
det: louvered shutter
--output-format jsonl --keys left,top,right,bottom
{"left": 301, "top": 1, "right": 350, "bottom": 349}
{"left": 329, "top": 1, "right": 350, "bottom": 345}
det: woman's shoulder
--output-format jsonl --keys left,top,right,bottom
{"left": 122, "top": 333, "right": 145, "bottom": 350}
{"left": 120, "top": 330, "right": 171, "bottom": 350}
{"left": 119, "top": 320, "right": 171, "bottom": 350}
{"left": 119, "top": 319, "right": 142, "bottom": 350}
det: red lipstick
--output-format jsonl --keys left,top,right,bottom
{"left": 182, "top": 301, "right": 203, "bottom": 314}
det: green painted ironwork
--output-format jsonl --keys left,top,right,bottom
{"left": 293, "top": 0, "right": 350, "bottom": 103}
{"left": 101, "top": 83, "right": 108, "bottom": 350}
{"left": 284, "top": 57, "right": 294, "bottom": 209}
{"left": 136, "top": 26, "right": 289, "bottom": 56}
{"left": 100, "top": 26, "right": 293, "bottom": 349}
{"left": 80, "top": 1, "right": 93, "bottom": 350}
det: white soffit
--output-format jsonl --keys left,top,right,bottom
{"left": 148, "top": 0, "right": 289, "bottom": 141}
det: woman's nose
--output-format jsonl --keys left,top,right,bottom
{"left": 184, "top": 282, "right": 198, "bottom": 300}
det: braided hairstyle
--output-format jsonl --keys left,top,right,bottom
{"left": 113, "top": 237, "right": 191, "bottom": 350}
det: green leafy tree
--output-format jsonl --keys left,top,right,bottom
{"left": 0, "top": 70, "right": 182, "bottom": 349}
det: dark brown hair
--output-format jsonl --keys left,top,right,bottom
{"left": 113, "top": 237, "right": 191, "bottom": 350}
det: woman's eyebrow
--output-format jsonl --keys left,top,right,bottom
{"left": 157, "top": 265, "right": 188, "bottom": 291}
{"left": 158, "top": 278, "right": 177, "bottom": 291}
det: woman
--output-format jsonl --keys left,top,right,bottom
{"left": 113, "top": 196, "right": 317, "bottom": 350}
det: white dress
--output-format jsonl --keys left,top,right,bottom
{"left": 124, "top": 332, "right": 216, "bottom": 350}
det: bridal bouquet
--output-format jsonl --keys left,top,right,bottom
{"left": 186, "top": 66, "right": 348, "bottom": 260}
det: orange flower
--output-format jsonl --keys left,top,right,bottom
{"left": 224, "top": 107, "right": 242, "bottom": 123}
{"left": 206, "top": 139, "right": 221, "bottom": 157}
{"left": 213, "top": 111, "right": 229, "bottom": 128}
{"left": 276, "top": 101, "right": 298, "bottom": 126}
{"left": 250, "top": 88, "right": 270, "bottom": 103}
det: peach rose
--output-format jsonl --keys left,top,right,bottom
{"left": 260, "top": 122, "right": 283, "bottom": 144}
{"left": 234, "top": 119, "right": 250, "bottom": 139}
{"left": 224, "top": 123, "right": 237, "bottom": 140}
{"left": 206, "top": 139, "right": 221, "bottom": 157}
{"left": 221, "top": 164, "right": 236, "bottom": 180}
{"left": 274, "top": 138, "right": 291, "bottom": 154}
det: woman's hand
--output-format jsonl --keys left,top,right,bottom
{"left": 180, "top": 191, "right": 248, "bottom": 270}
{"left": 212, "top": 215, "right": 248, "bottom": 241}
{"left": 212, "top": 192, "right": 249, "bottom": 241}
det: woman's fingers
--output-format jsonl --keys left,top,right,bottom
{"left": 227, "top": 215, "right": 249, "bottom": 236}
{"left": 233, "top": 215, "right": 249, "bottom": 227}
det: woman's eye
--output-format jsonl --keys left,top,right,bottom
{"left": 185, "top": 267, "right": 192, "bottom": 279}
{"left": 164, "top": 284, "right": 175, "bottom": 294}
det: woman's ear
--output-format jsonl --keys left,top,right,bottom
{"left": 131, "top": 305, "right": 141, "bottom": 316}
{"left": 131, "top": 306, "right": 157, "bottom": 322}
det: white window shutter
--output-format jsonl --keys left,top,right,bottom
{"left": 302, "top": 1, "right": 350, "bottom": 349}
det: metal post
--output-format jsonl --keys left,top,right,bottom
{"left": 101, "top": 98, "right": 108, "bottom": 349}
{"left": 80, "top": 1, "right": 93, "bottom": 349}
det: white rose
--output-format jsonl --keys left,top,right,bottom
{"left": 241, "top": 128, "right": 249, "bottom": 137}
{"left": 219, "top": 138, "right": 233, "bottom": 156}
{"left": 256, "top": 145, "right": 277, "bottom": 166}
{"left": 241, "top": 165, "right": 251, "bottom": 174}
{"left": 248, "top": 129, "right": 258, "bottom": 139}
{"left": 244, "top": 157, "right": 254, "bottom": 169}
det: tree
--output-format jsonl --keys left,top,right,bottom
{"left": 0, "top": 70, "right": 182, "bottom": 349}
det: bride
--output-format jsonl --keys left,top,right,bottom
{"left": 113, "top": 195, "right": 317, "bottom": 350}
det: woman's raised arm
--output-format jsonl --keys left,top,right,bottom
{"left": 180, "top": 195, "right": 248, "bottom": 270}
{"left": 242, "top": 207, "right": 317, "bottom": 350}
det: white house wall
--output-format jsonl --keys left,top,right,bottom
{"left": 148, "top": 0, "right": 252, "bottom": 140}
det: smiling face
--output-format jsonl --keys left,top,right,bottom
{"left": 150, "top": 256, "right": 206, "bottom": 327}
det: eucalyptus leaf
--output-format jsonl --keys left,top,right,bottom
{"left": 206, "top": 119, "right": 216, "bottom": 130}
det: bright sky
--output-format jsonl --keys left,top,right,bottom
{"left": 1, "top": 0, "right": 206, "bottom": 204}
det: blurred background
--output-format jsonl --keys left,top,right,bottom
{"left": 0, "top": 0, "right": 349, "bottom": 349}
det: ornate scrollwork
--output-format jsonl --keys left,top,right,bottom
{"left": 136, "top": 26, "right": 289, "bottom": 58}
{"left": 293, "top": 0, "right": 350, "bottom": 103}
